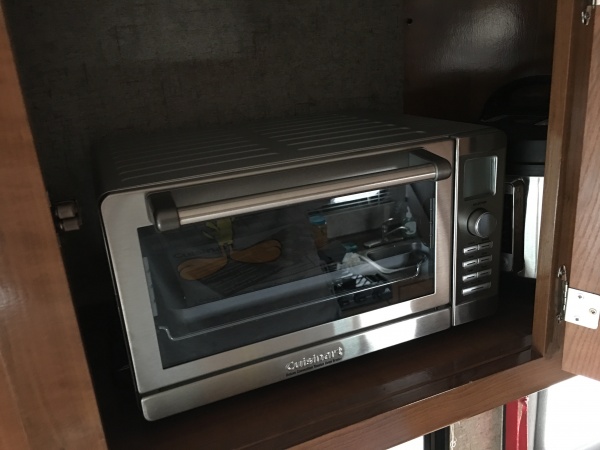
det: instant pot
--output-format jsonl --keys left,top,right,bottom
{"left": 481, "top": 75, "right": 551, "bottom": 278}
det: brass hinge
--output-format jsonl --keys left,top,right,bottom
{"left": 557, "top": 265, "right": 600, "bottom": 329}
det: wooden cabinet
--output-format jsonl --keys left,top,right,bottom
{"left": 0, "top": 5, "right": 106, "bottom": 449}
{"left": 1, "top": 0, "right": 599, "bottom": 448}
{"left": 561, "top": 6, "right": 600, "bottom": 381}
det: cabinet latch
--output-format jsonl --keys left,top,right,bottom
{"left": 53, "top": 200, "right": 82, "bottom": 232}
{"left": 557, "top": 265, "right": 600, "bottom": 329}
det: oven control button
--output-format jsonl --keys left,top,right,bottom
{"left": 462, "top": 259, "right": 478, "bottom": 268}
{"left": 463, "top": 245, "right": 478, "bottom": 255}
{"left": 462, "top": 273, "right": 478, "bottom": 282}
{"left": 478, "top": 241, "right": 493, "bottom": 251}
{"left": 467, "top": 209, "right": 497, "bottom": 238}
{"left": 462, "top": 282, "right": 492, "bottom": 296}
{"left": 477, "top": 269, "right": 492, "bottom": 278}
{"left": 478, "top": 255, "right": 493, "bottom": 264}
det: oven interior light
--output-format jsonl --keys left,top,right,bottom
{"left": 331, "top": 190, "right": 381, "bottom": 204}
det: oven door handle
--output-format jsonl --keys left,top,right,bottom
{"left": 148, "top": 150, "right": 451, "bottom": 232}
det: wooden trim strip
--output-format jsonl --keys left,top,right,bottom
{"left": 0, "top": 4, "right": 106, "bottom": 448}
{"left": 293, "top": 355, "right": 569, "bottom": 449}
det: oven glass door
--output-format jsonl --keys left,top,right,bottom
{"left": 139, "top": 179, "right": 438, "bottom": 369}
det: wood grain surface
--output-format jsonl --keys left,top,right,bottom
{"left": 294, "top": 354, "right": 569, "bottom": 449}
{"left": 532, "top": 0, "right": 589, "bottom": 355}
{"left": 563, "top": 10, "right": 600, "bottom": 380}
{"left": 0, "top": 4, "right": 106, "bottom": 449}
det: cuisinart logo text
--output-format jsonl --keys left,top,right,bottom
{"left": 284, "top": 345, "right": 345, "bottom": 377}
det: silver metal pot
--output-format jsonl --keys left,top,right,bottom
{"left": 481, "top": 75, "right": 550, "bottom": 279}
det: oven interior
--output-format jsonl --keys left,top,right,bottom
{"left": 140, "top": 180, "right": 436, "bottom": 368}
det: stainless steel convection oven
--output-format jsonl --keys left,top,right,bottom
{"left": 95, "top": 112, "right": 505, "bottom": 420}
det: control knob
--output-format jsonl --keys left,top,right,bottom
{"left": 467, "top": 209, "right": 497, "bottom": 238}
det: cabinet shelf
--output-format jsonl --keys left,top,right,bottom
{"left": 87, "top": 276, "right": 544, "bottom": 449}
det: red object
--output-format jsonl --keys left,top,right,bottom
{"left": 505, "top": 397, "right": 529, "bottom": 450}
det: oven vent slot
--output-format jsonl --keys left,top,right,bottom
{"left": 324, "top": 189, "right": 391, "bottom": 211}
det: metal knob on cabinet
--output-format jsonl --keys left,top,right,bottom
{"left": 467, "top": 209, "right": 497, "bottom": 238}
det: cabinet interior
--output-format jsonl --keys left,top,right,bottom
{"left": 3, "top": 0, "right": 557, "bottom": 447}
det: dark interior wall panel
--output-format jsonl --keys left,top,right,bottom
{"left": 3, "top": 0, "right": 403, "bottom": 207}
{"left": 403, "top": 0, "right": 555, "bottom": 122}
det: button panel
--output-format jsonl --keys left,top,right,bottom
{"left": 477, "top": 269, "right": 492, "bottom": 278}
{"left": 462, "top": 282, "right": 492, "bottom": 296}
{"left": 463, "top": 245, "right": 478, "bottom": 255}
{"left": 462, "top": 273, "right": 478, "bottom": 282}
{"left": 461, "top": 255, "right": 493, "bottom": 269}
{"left": 462, "top": 259, "right": 478, "bottom": 269}
{"left": 478, "top": 242, "right": 493, "bottom": 251}
{"left": 460, "top": 241, "right": 494, "bottom": 297}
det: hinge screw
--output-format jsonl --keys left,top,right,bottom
{"left": 590, "top": 308, "right": 598, "bottom": 315}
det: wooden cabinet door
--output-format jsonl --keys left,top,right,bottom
{"left": 559, "top": 6, "right": 600, "bottom": 379}
{"left": 0, "top": 4, "right": 106, "bottom": 449}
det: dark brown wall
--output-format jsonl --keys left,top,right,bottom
{"left": 4, "top": 0, "right": 404, "bottom": 208}
{"left": 403, "top": 0, "right": 555, "bottom": 122}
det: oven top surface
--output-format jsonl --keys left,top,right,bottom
{"left": 95, "top": 112, "right": 486, "bottom": 194}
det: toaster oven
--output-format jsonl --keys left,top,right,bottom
{"left": 95, "top": 112, "right": 505, "bottom": 420}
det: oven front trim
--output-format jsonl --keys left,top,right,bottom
{"left": 100, "top": 139, "right": 455, "bottom": 395}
